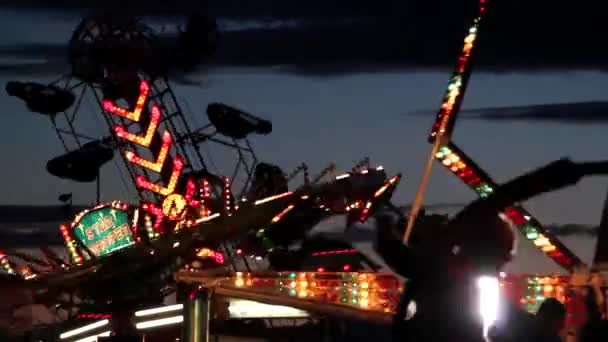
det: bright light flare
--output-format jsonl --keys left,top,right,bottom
{"left": 477, "top": 276, "right": 500, "bottom": 340}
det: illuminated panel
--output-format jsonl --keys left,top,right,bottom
{"left": 428, "top": 0, "right": 488, "bottom": 142}
{"left": 434, "top": 143, "right": 582, "bottom": 270}
{"left": 229, "top": 272, "right": 403, "bottom": 313}
{"left": 70, "top": 202, "right": 136, "bottom": 257}
{"left": 499, "top": 274, "right": 586, "bottom": 332}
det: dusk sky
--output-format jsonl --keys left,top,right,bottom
{"left": 0, "top": 2, "right": 607, "bottom": 230}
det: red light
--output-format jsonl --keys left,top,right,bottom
{"left": 236, "top": 249, "right": 242, "bottom": 254}
{"left": 343, "top": 264, "right": 351, "bottom": 271}
{"left": 317, "top": 267, "right": 325, "bottom": 272}
{"left": 311, "top": 249, "right": 357, "bottom": 257}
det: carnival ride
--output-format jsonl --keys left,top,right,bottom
{"left": 1, "top": 0, "right": 608, "bottom": 341}
{"left": 0, "top": 9, "right": 404, "bottom": 341}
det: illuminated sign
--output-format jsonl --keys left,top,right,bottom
{"left": 72, "top": 205, "right": 135, "bottom": 257}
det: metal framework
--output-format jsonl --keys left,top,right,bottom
{"left": 47, "top": 16, "right": 260, "bottom": 204}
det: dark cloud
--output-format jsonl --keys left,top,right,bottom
{"left": 0, "top": 0, "right": 607, "bottom": 76}
{"left": 546, "top": 224, "right": 598, "bottom": 237}
{"left": 461, "top": 102, "right": 608, "bottom": 124}
{"left": 0, "top": 0, "right": 409, "bottom": 18}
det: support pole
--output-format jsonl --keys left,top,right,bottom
{"left": 181, "top": 285, "right": 211, "bottom": 342}
{"left": 402, "top": 138, "right": 442, "bottom": 244}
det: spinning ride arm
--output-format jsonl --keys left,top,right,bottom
{"left": 412, "top": 0, "right": 580, "bottom": 271}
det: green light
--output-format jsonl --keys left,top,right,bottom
{"left": 525, "top": 225, "right": 539, "bottom": 240}
{"left": 289, "top": 273, "right": 296, "bottom": 279}
{"left": 351, "top": 299, "right": 358, "bottom": 304}
{"left": 340, "top": 297, "right": 348, "bottom": 303}
{"left": 289, "top": 289, "right": 296, "bottom": 296}
{"left": 439, "top": 146, "right": 452, "bottom": 155}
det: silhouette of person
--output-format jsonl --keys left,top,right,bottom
{"left": 527, "top": 298, "right": 566, "bottom": 342}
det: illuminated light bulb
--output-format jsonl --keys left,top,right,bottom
{"left": 235, "top": 279, "right": 244, "bottom": 287}
{"left": 360, "top": 298, "right": 369, "bottom": 308}
{"left": 360, "top": 291, "right": 369, "bottom": 298}
{"left": 290, "top": 281, "right": 296, "bottom": 288}
{"left": 440, "top": 146, "right": 452, "bottom": 155}
{"left": 533, "top": 235, "right": 550, "bottom": 247}
{"left": 361, "top": 282, "right": 369, "bottom": 289}
{"left": 442, "top": 158, "right": 452, "bottom": 166}
{"left": 298, "top": 290, "right": 307, "bottom": 297}
{"left": 542, "top": 245, "right": 556, "bottom": 252}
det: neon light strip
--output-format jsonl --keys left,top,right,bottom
{"left": 271, "top": 204, "right": 295, "bottom": 223}
{"left": 74, "top": 331, "right": 111, "bottom": 342}
{"left": 311, "top": 249, "right": 358, "bottom": 257}
{"left": 254, "top": 192, "right": 293, "bottom": 205}
{"left": 135, "top": 304, "right": 184, "bottom": 317}
{"left": 135, "top": 315, "right": 184, "bottom": 330}
{"left": 59, "top": 319, "right": 109, "bottom": 339}
{"left": 228, "top": 299, "right": 309, "bottom": 318}
{"left": 374, "top": 175, "right": 400, "bottom": 198}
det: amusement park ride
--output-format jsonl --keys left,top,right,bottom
{"left": 1, "top": 0, "right": 608, "bottom": 341}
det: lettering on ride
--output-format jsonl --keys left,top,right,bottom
{"left": 73, "top": 206, "right": 135, "bottom": 257}
{"left": 87, "top": 223, "right": 131, "bottom": 255}
{"left": 103, "top": 80, "right": 227, "bottom": 228}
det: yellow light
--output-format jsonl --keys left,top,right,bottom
{"left": 360, "top": 299, "right": 369, "bottom": 308}
{"left": 162, "top": 194, "right": 187, "bottom": 220}
{"left": 235, "top": 279, "right": 244, "bottom": 287}
{"left": 361, "top": 282, "right": 369, "bottom": 289}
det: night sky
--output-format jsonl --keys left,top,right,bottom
{"left": 0, "top": 0, "right": 608, "bottom": 230}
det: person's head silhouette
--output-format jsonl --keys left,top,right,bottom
{"left": 536, "top": 298, "right": 566, "bottom": 334}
